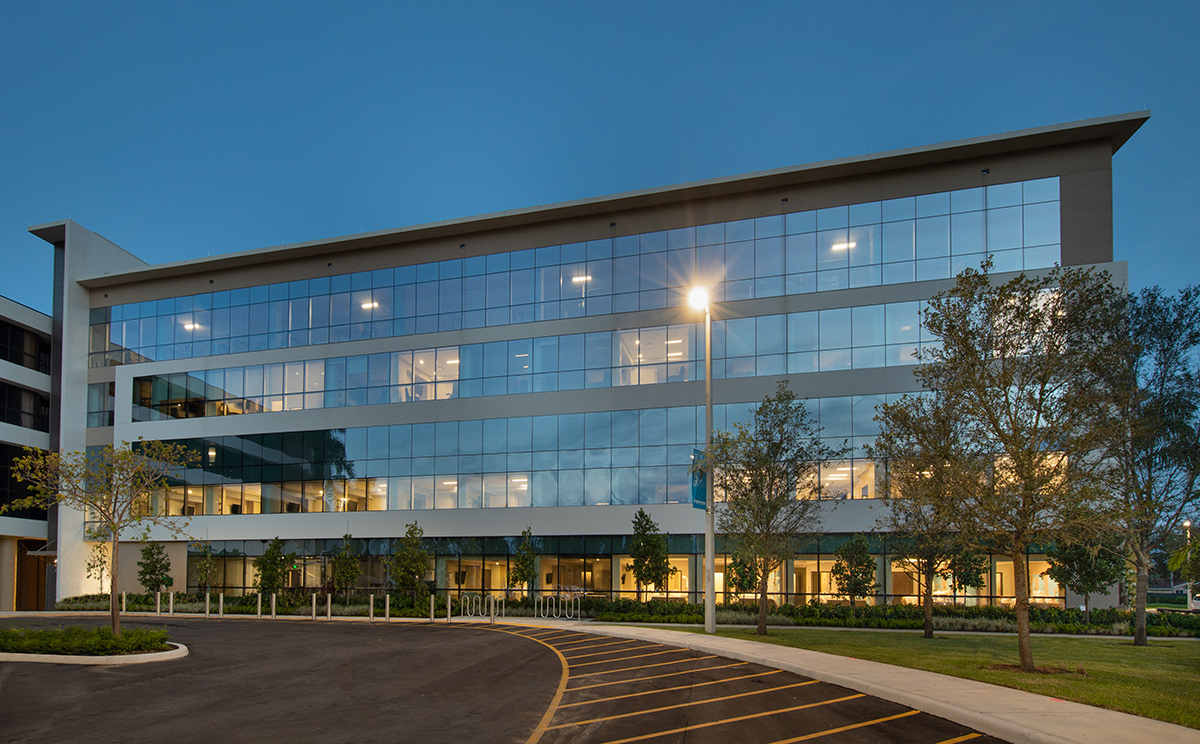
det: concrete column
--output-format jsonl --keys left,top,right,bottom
{"left": 0, "top": 538, "right": 16, "bottom": 612}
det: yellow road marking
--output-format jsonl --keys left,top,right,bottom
{"left": 932, "top": 735, "right": 981, "bottom": 744}
{"left": 570, "top": 648, "right": 691, "bottom": 668}
{"left": 558, "top": 638, "right": 643, "bottom": 652}
{"left": 564, "top": 643, "right": 663, "bottom": 660}
{"left": 767, "top": 710, "right": 920, "bottom": 743}
{"left": 560, "top": 669, "right": 784, "bottom": 707}
{"left": 547, "top": 680, "right": 819, "bottom": 729}
{"left": 460, "top": 625, "right": 569, "bottom": 744}
{"left": 571, "top": 655, "right": 719, "bottom": 679}
{"left": 566, "top": 661, "right": 749, "bottom": 691}
{"left": 593, "top": 693, "right": 865, "bottom": 744}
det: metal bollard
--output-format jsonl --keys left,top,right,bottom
{"left": 385, "top": 595, "right": 390, "bottom": 622}
{"left": 169, "top": 591, "right": 174, "bottom": 616}
{"left": 206, "top": 592, "right": 211, "bottom": 618}
{"left": 271, "top": 592, "right": 277, "bottom": 619}
{"left": 257, "top": 593, "right": 262, "bottom": 618}
{"left": 489, "top": 595, "right": 495, "bottom": 624}
{"left": 429, "top": 594, "right": 434, "bottom": 623}
{"left": 326, "top": 593, "right": 332, "bottom": 620}
{"left": 446, "top": 594, "right": 451, "bottom": 623}
{"left": 156, "top": 591, "right": 161, "bottom": 616}
{"left": 369, "top": 593, "right": 374, "bottom": 622}
{"left": 219, "top": 593, "right": 224, "bottom": 617}
{"left": 312, "top": 593, "right": 317, "bottom": 620}
{"left": 122, "top": 592, "right": 126, "bottom": 614}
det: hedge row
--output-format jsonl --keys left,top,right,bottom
{"left": 0, "top": 626, "right": 170, "bottom": 655}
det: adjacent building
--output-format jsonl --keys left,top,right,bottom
{"left": 0, "top": 295, "right": 52, "bottom": 610}
{"left": 29, "top": 111, "right": 1147, "bottom": 610}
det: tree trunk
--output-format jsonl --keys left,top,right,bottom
{"left": 109, "top": 536, "right": 121, "bottom": 635}
{"left": 1134, "top": 545, "right": 1150, "bottom": 647}
{"left": 923, "top": 563, "right": 934, "bottom": 639}
{"left": 756, "top": 568, "right": 769, "bottom": 636}
{"left": 1013, "top": 551, "right": 1033, "bottom": 672}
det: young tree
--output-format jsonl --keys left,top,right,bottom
{"left": 330, "top": 533, "right": 361, "bottom": 604}
{"left": 193, "top": 542, "right": 219, "bottom": 594}
{"left": 383, "top": 522, "right": 430, "bottom": 603}
{"left": 705, "top": 380, "right": 845, "bottom": 635}
{"left": 725, "top": 554, "right": 759, "bottom": 602}
{"left": 831, "top": 535, "right": 878, "bottom": 610}
{"left": 629, "top": 508, "right": 676, "bottom": 599}
{"left": 253, "top": 537, "right": 294, "bottom": 596}
{"left": 871, "top": 390, "right": 986, "bottom": 637}
{"left": 7, "top": 440, "right": 197, "bottom": 635}
{"left": 905, "top": 264, "right": 1122, "bottom": 671}
{"left": 137, "top": 542, "right": 172, "bottom": 595}
{"left": 508, "top": 526, "right": 537, "bottom": 599}
{"left": 1043, "top": 537, "right": 1125, "bottom": 624}
{"left": 1100, "top": 286, "right": 1200, "bottom": 645}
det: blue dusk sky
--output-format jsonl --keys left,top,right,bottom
{"left": 1, "top": 2, "right": 1196, "bottom": 315}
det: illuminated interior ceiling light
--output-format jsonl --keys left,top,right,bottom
{"left": 666, "top": 339, "right": 682, "bottom": 344}
{"left": 362, "top": 301, "right": 379, "bottom": 309}
{"left": 446, "top": 359, "right": 459, "bottom": 364}
{"left": 667, "top": 352, "right": 683, "bottom": 357}
{"left": 511, "top": 477, "right": 527, "bottom": 482}
{"left": 837, "top": 466, "right": 852, "bottom": 471}
{"left": 571, "top": 275, "right": 592, "bottom": 283}
{"left": 442, "top": 481, "right": 457, "bottom": 486}
{"left": 831, "top": 242, "right": 857, "bottom": 250}
{"left": 514, "top": 353, "right": 529, "bottom": 357}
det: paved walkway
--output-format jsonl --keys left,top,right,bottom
{"left": 5, "top": 611, "right": 1198, "bottom": 743}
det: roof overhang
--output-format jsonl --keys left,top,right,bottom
{"left": 59, "top": 110, "right": 1148, "bottom": 289}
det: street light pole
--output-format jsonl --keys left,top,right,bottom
{"left": 690, "top": 287, "right": 716, "bottom": 635}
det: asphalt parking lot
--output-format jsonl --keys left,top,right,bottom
{"left": 1, "top": 616, "right": 1004, "bottom": 744}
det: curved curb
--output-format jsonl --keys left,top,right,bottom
{"left": 0, "top": 642, "right": 189, "bottom": 666}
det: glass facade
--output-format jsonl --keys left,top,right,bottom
{"left": 128, "top": 299, "right": 940, "bottom": 423}
{"left": 185, "top": 535, "right": 1063, "bottom": 609}
{"left": 141, "top": 395, "right": 889, "bottom": 518}
{"left": 90, "top": 179, "right": 1059, "bottom": 368}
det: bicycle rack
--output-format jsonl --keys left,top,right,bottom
{"left": 459, "top": 594, "right": 505, "bottom": 623}
{"left": 534, "top": 594, "right": 580, "bottom": 619}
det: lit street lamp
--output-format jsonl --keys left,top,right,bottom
{"left": 689, "top": 287, "right": 716, "bottom": 634}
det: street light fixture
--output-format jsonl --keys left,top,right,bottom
{"left": 689, "top": 287, "right": 716, "bottom": 634}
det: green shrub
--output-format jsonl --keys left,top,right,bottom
{"left": 0, "top": 626, "right": 169, "bottom": 655}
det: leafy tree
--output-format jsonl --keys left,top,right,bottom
{"left": 896, "top": 264, "right": 1122, "bottom": 671}
{"left": 508, "top": 526, "right": 537, "bottom": 599}
{"left": 1043, "top": 537, "right": 1125, "bottom": 624}
{"left": 629, "top": 508, "right": 676, "bottom": 598}
{"left": 253, "top": 537, "right": 294, "bottom": 596}
{"left": 137, "top": 542, "right": 172, "bottom": 594}
{"left": 330, "top": 533, "right": 361, "bottom": 603}
{"left": 193, "top": 542, "right": 219, "bottom": 593}
{"left": 945, "top": 548, "right": 987, "bottom": 597}
{"left": 1099, "top": 286, "right": 1200, "bottom": 645}
{"left": 704, "top": 380, "right": 845, "bottom": 635}
{"left": 383, "top": 522, "right": 430, "bottom": 603}
{"left": 831, "top": 535, "right": 877, "bottom": 610}
{"left": 7, "top": 440, "right": 197, "bottom": 634}
{"left": 871, "top": 390, "right": 987, "bottom": 637}
{"left": 725, "top": 554, "right": 759, "bottom": 600}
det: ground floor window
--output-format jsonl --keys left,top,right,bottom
{"left": 181, "top": 534, "right": 1066, "bottom": 608}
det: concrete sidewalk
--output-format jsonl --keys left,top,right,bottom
{"left": 505, "top": 616, "right": 1200, "bottom": 744}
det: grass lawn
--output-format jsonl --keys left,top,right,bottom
{"left": 712, "top": 627, "right": 1200, "bottom": 730}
